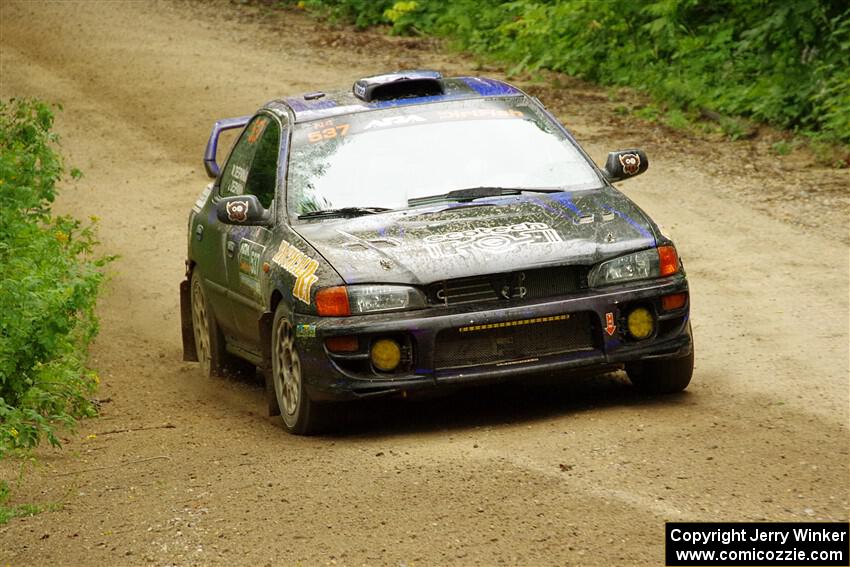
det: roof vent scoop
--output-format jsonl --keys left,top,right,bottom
{"left": 353, "top": 70, "right": 444, "bottom": 102}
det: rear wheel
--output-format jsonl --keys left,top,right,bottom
{"left": 271, "top": 304, "right": 329, "bottom": 435}
{"left": 190, "top": 269, "right": 227, "bottom": 377}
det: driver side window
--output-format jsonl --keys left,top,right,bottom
{"left": 219, "top": 115, "right": 281, "bottom": 209}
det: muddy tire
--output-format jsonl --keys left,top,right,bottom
{"left": 626, "top": 348, "right": 694, "bottom": 394}
{"left": 190, "top": 269, "right": 228, "bottom": 378}
{"left": 271, "top": 303, "right": 330, "bottom": 435}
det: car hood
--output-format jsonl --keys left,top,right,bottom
{"left": 293, "top": 189, "right": 658, "bottom": 285}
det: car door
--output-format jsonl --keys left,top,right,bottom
{"left": 194, "top": 132, "right": 256, "bottom": 342}
{"left": 222, "top": 113, "right": 285, "bottom": 348}
{"left": 202, "top": 114, "right": 271, "bottom": 342}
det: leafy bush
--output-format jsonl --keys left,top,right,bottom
{"left": 0, "top": 98, "right": 109, "bottom": 456}
{"left": 293, "top": 0, "right": 850, "bottom": 145}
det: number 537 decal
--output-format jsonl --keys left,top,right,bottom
{"left": 308, "top": 124, "right": 350, "bottom": 143}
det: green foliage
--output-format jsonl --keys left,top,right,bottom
{"left": 298, "top": 0, "right": 393, "bottom": 28}
{"left": 0, "top": 478, "right": 62, "bottom": 524}
{"left": 384, "top": 1, "right": 424, "bottom": 35}
{"left": 664, "top": 109, "right": 690, "bottom": 130}
{"left": 0, "top": 479, "right": 39, "bottom": 524}
{"left": 771, "top": 140, "right": 793, "bottom": 156}
{"left": 0, "top": 98, "right": 110, "bottom": 457}
{"left": 289, "top": 0, "right": 850, "bottom": 144}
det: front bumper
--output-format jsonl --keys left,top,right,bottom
{"left": 295, "top": 276, "right": 692, "bottom": 401}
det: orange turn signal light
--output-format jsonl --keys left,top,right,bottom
{"left": 315, "top": 286, "right": 351, "bottom": 316}
{"left": 661, "top": 292, "right": 687, "bottom": 311}
{"left": 325, "top": 336, "right": 359, "bottom": 352}
{"left": 658, "top": 245, "right": 680, "bottom": 277}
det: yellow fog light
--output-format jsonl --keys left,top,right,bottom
{"left": 370, "top": 338, "right": 401, "bottom": 372}
{"left": 627, "top": 307, "right": 654, "bottom": 340}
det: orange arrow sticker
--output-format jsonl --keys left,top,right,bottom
{"left": 605, "top": 312, "right": 617, "bottom": 336}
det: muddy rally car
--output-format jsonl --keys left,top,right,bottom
{"left": 180, "top": 70, "right": 694, "bottom": 434}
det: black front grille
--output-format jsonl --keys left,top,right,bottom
{"left": 524, "top": 266, "right": 585, "bottom": 300}
{"left": 434, "top": 312, "right": 596, "bottom": 370}
{"left": 429, "top": 266, "right": 587, "bottom": 307}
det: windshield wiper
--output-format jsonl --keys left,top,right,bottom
{"left": 408, "top": 186, "right": 562, "bottom": 206}
{"left": 297, "top": 207, "right": 392, "bottom": 220}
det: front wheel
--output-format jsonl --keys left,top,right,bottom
{"left": 271, "top": 304, "right": 330, "bottom": 435}
{"left": 626, "top": 349, "right": 694, "bottom": 394}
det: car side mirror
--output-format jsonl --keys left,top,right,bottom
{"left": 602, "top": 149, "right": 648, "bottom": 182}
{"left": 216, "top": 195, "right": 271, "bottom": 226}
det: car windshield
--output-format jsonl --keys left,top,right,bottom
{"left": 286, "top": 98, "right": 601, "bottom": 219}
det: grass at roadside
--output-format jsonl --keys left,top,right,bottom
{"left": 0, "top": 98, "right": 112, "bottom": 516}
{"left": 0, "top": 478, "right": 63, "bottom": 525}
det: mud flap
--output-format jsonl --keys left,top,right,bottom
{"left": 258, "top": 311, "right": 280, "bottom": 416}
{"left": 180, "top": 279, "right": 198, "bottom": 362}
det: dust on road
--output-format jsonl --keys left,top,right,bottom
{"left": 1, "top": 1, "right": 847, "bottom": 566}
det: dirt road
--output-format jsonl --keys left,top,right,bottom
{"left": 1, "top": 1, "right": 848, "bottom": 565}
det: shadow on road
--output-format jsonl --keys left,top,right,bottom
{"left": 332, "top": 369, "right": 690, "bottom": 439}
{"left": 217, "top": 365, "right": 691, "bottom": 438}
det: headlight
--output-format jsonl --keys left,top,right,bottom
{"left": 316, "top": 285, "right": 427, "bottom": 316}
{"left": 589, "top": 246, "right": 679, "bottom": 287}
{"left": 348, "top": 285, "right": 427, "bottom": 314}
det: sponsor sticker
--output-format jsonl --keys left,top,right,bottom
{"left": 423, "top": 222, "right": 562, "bottom": 259}
{"left": 363, "top": 114, "right": 426, "bottom": 130}
{"left": 618, "top": 153, "right": 641, "bottom": 175}
{"left": 226, "top": 200, "right": 250, "bottom": 222}
{"left": 238, "top": 240, "right": 265, "bottom": 291}
{"left": 295, "top": 323, "right": 317, "bottom": 338}
{"left": 436, "top": 108, "right": 523, "bottom": 121}
{"left": 272, "top": 241, "right": 320, "bottom": 305}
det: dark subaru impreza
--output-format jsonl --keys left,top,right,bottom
{"left": 180, "top": 70, "right": 694, "bottom": 434}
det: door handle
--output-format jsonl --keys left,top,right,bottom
{"left": 226, "top": 240, "right": 236, "bottom": 258}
